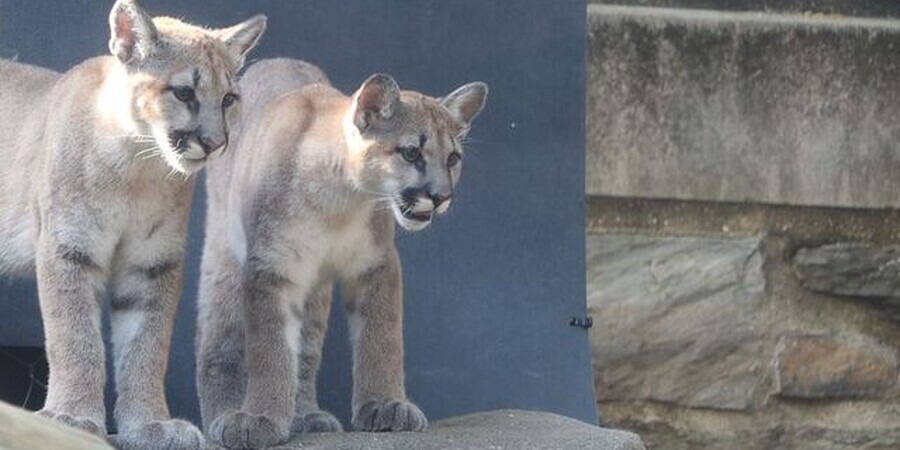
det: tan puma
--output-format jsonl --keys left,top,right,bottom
{"left": 196, "top": 58, "right": 487, "bottom": 448}
{"left": 0, "top": 1, "right": 264, "bottom": 449}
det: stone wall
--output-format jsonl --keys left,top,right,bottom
{"left": 587, "top": 199, "right": 900, "bottom": 449}
{"left": 587, "top": 4, "right": 900, "bottom": 449}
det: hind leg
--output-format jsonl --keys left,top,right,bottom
{"left": 196, "top": 256, "right": 247, "bottom": 433}
{"left": 207, "top": 255, "right": 313, "bottom": 449}
{"left": 291, "top": 284, "right": 342, "bottom": 434}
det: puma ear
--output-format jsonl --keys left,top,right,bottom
{"left": 211, "top": 15, "right": 267, "bottom": 68}
{"left": 353, "top": 74, "right": 401, "bottom": 132}
{"left": 442, "top": 82, "right": 488, "bottom": 127}
{"left": 108, "top": 0, "right": 158, "bottom": 65}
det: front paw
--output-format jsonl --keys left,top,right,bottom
{"left": 292, "top": 410, "right": 343, "bottom": 434}
{"left": 36, "top": 409, "right": 106, "bottom": 437}
{"left": 352, "top": 399, "right": 427, "bottom": 432}
{"left": 209, "top": 410, "right": 290, "bottom": 449}
{"left": 116, "top": 419, "right": 204, "bottom": 450}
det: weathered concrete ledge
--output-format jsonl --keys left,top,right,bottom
{"left": 589, "top": 1, "right": 900, "bottom": 18}
{"left": 0, "top": 405, "right": 644, "bottom": 450}
{"left": 0, "top": 401, "right": 113, "bottom": 450}
{"left": 249, "top": 410, "right": 645, "bottom": 450}
{"left": 587, "top": 5, "right": 900, "bottom": 209}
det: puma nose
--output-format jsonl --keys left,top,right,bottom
{"left": 430, "top": 193, "right": 451, "bottom": 209}
{"left": 197, "top": 135, "right": 225, "bottom": 154}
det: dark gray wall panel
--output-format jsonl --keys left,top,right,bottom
{"left": 0, "top": 0, "right": 593, "bottom": 428}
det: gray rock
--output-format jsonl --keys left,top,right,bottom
{"left": 587, "top": 233, "right": 765, "bottom": 411}
{"left": 0, "top": 401, "right": 114, "bottom": 450}
{"left": 792, "top": 243, "right": 900, "bottom": 298}
{"left": 587, "top": 5, "right": 900, "bottom": 209}
{"left": 792, "top": 242, "right": 900, "bottom": 321}
{"left": 262, "top": 410, "right": 645, "bottom": 450}
{"left": 774, "top": 333, "right": 899, "bottom": 399}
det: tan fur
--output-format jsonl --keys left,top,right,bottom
{"left": 196, "top": 58, "right": 487, "bottom": 448}
{"left": 0, "top": 2, "right": 264, "bottom": 449}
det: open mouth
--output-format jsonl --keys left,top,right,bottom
{"left": 401, "top": 207, "right": 432, "bottom": 222}
{"left": 394, "top": 198, "right": 433, "bottom": 222}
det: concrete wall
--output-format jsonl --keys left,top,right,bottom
{"left": 588, "top": 198, "right": 900, "bottom": 449}
{"left": 588, "top": 5, "right": 900, "bottom": 209}
{"left": 591, "top": 0, "right": 900, "bottom": 17}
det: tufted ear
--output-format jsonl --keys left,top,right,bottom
{"left": 442, "top": 82, "right": 488, "bottom": 127}
{"left": 211, "top": 15, "right": 267, "bottom": 68}
{"left": 352, "top": 73, "right": 401, "bottom": 132}
{"left": 108, "top": 0, "right": 158, "bottom": 65}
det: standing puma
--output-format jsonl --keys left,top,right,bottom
{"left": 196, "top": 58, "right": 487, "bottom": 448}
{"left": 0, "top": 1, "right": 265, "bottom": 449}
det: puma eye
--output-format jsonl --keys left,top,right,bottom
{"left": 398, "top": 146, "right": 422, "bottom": 163}
{"left": 222, "top": 93, "right": 239, "bottom": 108}
{"left": 172, "top": 86, "right": 196, "bottom": 103}
{"left": 447, "top": 152, "right": 462, "bottom": 168}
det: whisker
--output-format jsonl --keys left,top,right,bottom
{"left": 104, "top": 134, "right": 156, "bottom": 141}
{"left": 372, "top": 202, "right": 398, "bottom": 212}
{"left": 134, "top": 146, "right": 161, "bottom": 158}
{"left": 354, "top": 187, "right": 397, "bottom": 198}
{"left": 165, "top": 162, "right": 182, "bottom": 180}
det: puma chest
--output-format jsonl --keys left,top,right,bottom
{"left": 317, "top": 210, "right": 383, "bottom": 280}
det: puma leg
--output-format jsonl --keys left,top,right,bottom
{"left": 291, "top": 284, "right": 342, "bottom": 434}
{"left": 342, "top": 249, "right": 427, "bottom": 432}
{"left": 109, "top": 250, "right": 203, "bottom": 450}
{"left": 208, "top": 261, "right": 303, "bottom": 449}
{"left": 35, "top": 237, "right": 109, "bottom": 437}
{"left": 196, "top": 254, "right": 246, "bottom": 433}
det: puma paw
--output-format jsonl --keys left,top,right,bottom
{"left": 209, "top": 410, "right": 290, "bottom": 449}
{"left": 292, "top": 410, "right": 343, "bottom": 434}
{"left": 116, "top": 419, "right": 204, "bottom": 450}
{"left": 36, "top": 409, "right": 106, "bottom": 437}
{"left": 351, "top": 399, "right": 427, "bottom": 432}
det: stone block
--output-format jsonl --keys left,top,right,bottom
{"left": 774, "top": 334, "right": 898, "bottom": 399}
{"left": 588, "top": 233, "right": 765, "bottom": 411}
{"left": 261, "top": 410, "right": 646, "bottom": 450}
{"left": 587, "top": 5, "right": 900, "bottom": 209}
{"left": 0, "top": 401, "right": 114, "bottom": 450}
{"left": 792, "top": 243, "right": 900, "bottom": 298}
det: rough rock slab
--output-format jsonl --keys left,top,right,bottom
{"left": 587, "top": 5, "right": 900, "bottom": 209}
{"left": 792, "top": 242, "right": 900, "bottom": 320}
{"left": 241, "top": 410, "right": 644, "bottom": 450}
{"left": 587, "top": 233, "right": 765, "bottom": 411}
{"left": 774, "top": 333, "right": 898, "bottom": 399}
{"left": 0, "top": 401, "right": 114, "bottom": 450}
{"left": 792, "top": 243, "right": 900, "bottom": 298}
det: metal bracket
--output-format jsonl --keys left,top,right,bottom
{"left": 568, "top": 316, "right": 593, "bottom": 329}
